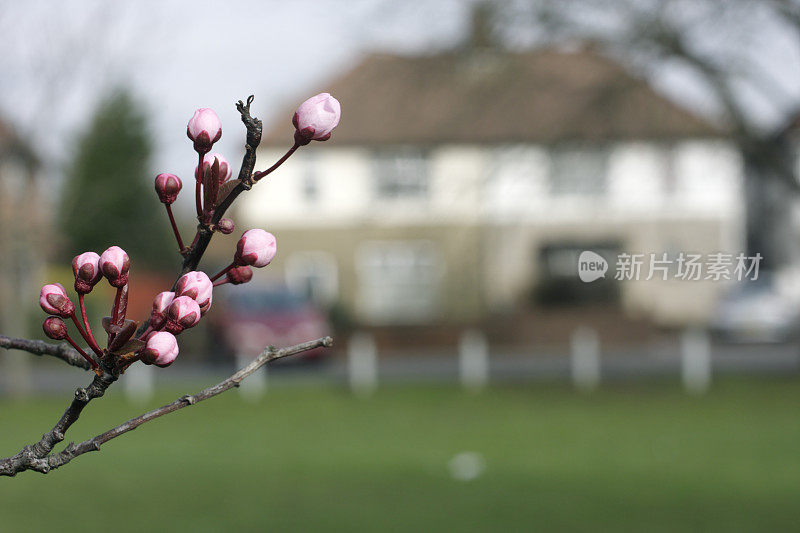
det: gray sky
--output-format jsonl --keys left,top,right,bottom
{"left": 0, "top": 1, "right": 465, "bottom": 172}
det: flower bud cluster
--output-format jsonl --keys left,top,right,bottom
{"left": 36, "top": 93, "right": 342, "bottom": 374}
{"left": 140, "top": 271, "right": 215, "bottom": 367}
{"left": 39, "top": 245, "right": 137, "bottom": 371}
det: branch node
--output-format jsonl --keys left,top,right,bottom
{"left": 181, "top": 394, "right": 197, "bottom": 405}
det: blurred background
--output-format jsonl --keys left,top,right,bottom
{"left": 1, "top": 0, "right": 800, "bottom": 530}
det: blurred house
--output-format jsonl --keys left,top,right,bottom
{"left": 239, "top": 46, "right": 742, "bottom": 331}
{"left": 0, "top": 117, "right": 46, "bottom": 337}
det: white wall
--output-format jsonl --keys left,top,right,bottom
{"left": 671, "top": 140, "right": 743, "bottom": 216}
{"left": 244, "top": 138, "right": 745, "bottom": 325}
{"left": 246, "top": 139, "right": 743, "bottom": 228}
{"left": 239, "top": 147, "right": 372, "bottom": 228}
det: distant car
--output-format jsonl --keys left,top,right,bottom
{"left": 209, "top": 287, "right": 332, "bottom": 362}
{"left": 710, "top": 277, "right": 800, "bottom": 343}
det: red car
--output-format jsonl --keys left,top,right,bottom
{"left": 209, "top": 287, "right": 331, "bottom": 362}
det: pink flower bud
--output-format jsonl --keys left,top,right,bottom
{"left": 42, "top": 316, "right": 68, "bottom": 340}
{"left": 39, "top": 283, "right": 75, "bottom": 318}
{"left": 165, "top": 296, "right": 201, "bottom": 334}
{"left": 149, "top": 291, "right": 175, "bottom": 330}
{"left": 226, "top": 266, "right": 253, "bottom": 285}
{"left": 141, "top": 331, "right": 179, "bottom": 367}
{"left": 201, "top": 153, "right": 231, "bottom": 184}
{"left": 72, "top": 252, "right": 102, "bottom": 294}
{"left": 201, "top": 294, "right": 213, "bottom": 316}
{"left": 175, "top": 271, "right": 213, "bottom": 315}
{"left": 293, "top": 93, "right": 341, "bottom": 145}
{"left": 187, "top": 108, "right": 222, "bottom": 153}
{"left": 234, "top": 229, "right": 277, "bottom": 268}
{"left": 155, "top": 173, "right": 182, "bottom": 204}
{"left": 217, "top": 218, "right": 235, "bottom": 235}
{"left": 99, "top": 246, "right": 130, "bottom": 287}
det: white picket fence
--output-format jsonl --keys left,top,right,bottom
{"left": 118, "top": 327, "right": 724, "bottom": 403}
{"left": 342, "top": 327, "right": 716, "bottom": 395}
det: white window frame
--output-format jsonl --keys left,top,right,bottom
{"left": 356, "top": 240, "right": 443, "bottom": 324}
{"left": 285, "top": 251, "right": 339, "bottom": 306}
{"left": 372, "top": 147, "right": 430, "bottom": 201}
{"left": 549, "top": 145, "right": 608, "bottom": 196}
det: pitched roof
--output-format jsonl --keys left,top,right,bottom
{"left": 263, "top": 49, "right": 723, "bottom": 146}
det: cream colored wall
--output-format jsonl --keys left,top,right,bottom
{"left": 239, "top": 147, "right": 373, "bottom": 228}
{"left": 246, "top": 139, "right": 744, "bottom": 326}
{"left": 481, "top": 140, "right": 744, "bottom": 326}
{"left": 242, "top": 145, "right": 488, "bottom": 228}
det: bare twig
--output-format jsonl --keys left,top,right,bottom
{"left": 0, "top": 334, "right": 92, "bottom": 370}
{"left": 0, "top": 337, "right": 332, "bottom": 476}
{"left": 0, "top": 369, "right": 116, "bottom": 476}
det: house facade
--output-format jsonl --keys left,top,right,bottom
{"left": 236, "top": 50, "right": 743, "bottom": 328}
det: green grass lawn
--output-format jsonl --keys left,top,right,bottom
{"left": 1, "top": 379, "right": 799, "bottom": 532}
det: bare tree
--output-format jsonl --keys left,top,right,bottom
{"left": 497, "top": 0, "right": 800, "bottom": 270}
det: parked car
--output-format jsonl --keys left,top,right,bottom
{"left": 208, "top": 286, "right": 332, "bottom": 362}
{"left": 710, "top": 276, "right": 800, "bottom": 343}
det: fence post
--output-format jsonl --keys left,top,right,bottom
{"left": 348, "top": 332, "right": 377, "bottom": 397}
{"left": 570, "top": 326, "right": 600, "bottom": 391}
{"left": 237, "top": 351, "right": 267, "bottom": 402}
{"left": 459, "top": 329, "right": 488, "bottom": 392}
{"left": 681, "top": 328, "right": 711, "bottom": 394}
{"left": 123, "top": 361, "right": 154, "bottom": 404}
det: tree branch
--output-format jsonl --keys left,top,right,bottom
{"left": 0, "top": 336, "right": 332, "bottom": 477}
{"left": 0, "top": 334, "right": 92, "bottom": 370}
{"left": 0, "top": 369, "right": 116, "bottom": 476}
{"left": 1, "top": 95, "right": 318, "bottom": 478}
{"left": 175, "top": 95, "right": 263, "bottom": 285}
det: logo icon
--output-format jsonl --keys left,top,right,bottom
{"left": 578, "top": 251, "right": 608, "bottom": 283}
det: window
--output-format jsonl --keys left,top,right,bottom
{"left": 550, "top": 147, "right": 608, "bottom": 196}
{"left": 373, "top": 148, "right": 429, "bottom": 200}
{"left": 534, "top": 243, "right": 620, "bottom": 306}
{"left": 285, "top": 252, "right": 338, "bottom": 306}
{"left": 357, "top": 241, "right": 441, "bottom": 323}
